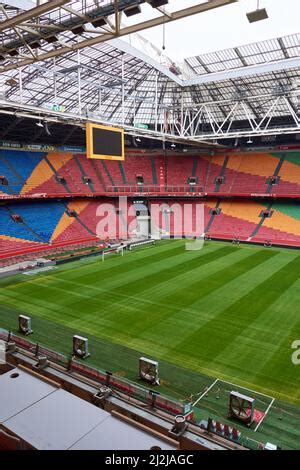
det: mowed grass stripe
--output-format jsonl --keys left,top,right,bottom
{"left": 127, "top": 246, "right": 255, "bottom": 302}
{"left": 135, "top": 250, "right": 292, "bottom": 348}
{"left": 1, "top": 241, "right": 300, "bottom": 449}
{"left": 98, "top": 252, "right": 271, "bottom": 348}
{"left": 56, "top": 246, "right": 241, "bottom": 331}
{"left": 175, "top": 254, "right": 300, "bottom": 385}
{"left": 123, "top": 250, "right": 278, "bottom": 342}
{"left": 252, "top": 280, "right": 300, "bottom": 401}
{"left": 14, "top": 245, "right": 236, "bottom": 323}
{"left": 49, "top": 245, "right": 253, "bottom": 329}
{"left": 55, "top": 240, "right": 192, "bottom": 282}
{"left": 58, "top": 243, "right": 233, "bottom": 294}
{"left": 220, "top": 275, "right": 300, "bottom": 394}
{"left": 107, "top": 246, "right": 237, "bottom": 297}
{"left": 0, "top": 244, "right": 234, "bottom": 329}
{"left": 149, "top": 249, "right": 277, "bottom": 314}
{"left": 0, "top": 240, "right": 185, "bottom": 289}
{"left": 34, "top": 241, "right": 217, "bottom": 293}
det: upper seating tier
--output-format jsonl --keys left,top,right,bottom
{"left": 1, "top": 149, "right": 300, "bottom": 198}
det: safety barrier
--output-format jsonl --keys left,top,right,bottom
{"left": 0, "top": 329, "right": 192, "bottom": 418}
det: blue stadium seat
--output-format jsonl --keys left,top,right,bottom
{"left": 0, "top": 150, "right": 45, "bottom": 194}
{"left": 0, "top": 202, "right": 65, "bottom": 242}
{"left": 0, "top": 206, "right": 40, "bottom": 241}
{"left": 9, "top": 201, "right": 66, "bottom": 242}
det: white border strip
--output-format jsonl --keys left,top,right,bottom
{"left": 219, "top": 378, "right": 274, "bottom": 401}
{"left": 193, "top": 378, "right": 219, "bottom": 406}
{"left": 254, "top": 398, "right": 275, "bottom": 432}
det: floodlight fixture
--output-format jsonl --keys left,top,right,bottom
{"left": 148, "top": 0, "right": 168, "bottom": 7}
{"left": 246, "top": 1, "right": 268, "bottom": 23}
{"left": 124, "top": 5, "right": 141, "bottom": 17}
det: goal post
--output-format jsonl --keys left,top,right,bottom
{"left": 101, "top": 246, "right": 124, "bottom": 261}
{"left": 128, "top": 239, "right": 156, "bottom": 251}
{"left": 100, "top": 240, "right": 156, "bottom": 261}
{"left": 116, "top": 246, "right": 124, "bottom": 256}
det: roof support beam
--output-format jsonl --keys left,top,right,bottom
{"left": 0, "top": 98, "right": 219, "bottom": 147}
{"left": 0, "top": 5, "right": 37, "bottom": 60}
{"left": 110, "top": 39, "right": 182, "bottom": 85}
{"left": 234, "top": 47, "right": 247, "bottom": 67}
{"left": 278, "top": 37, "right": 289, "bottom": 59}
{"left": 0, "top": 1, "right": 33, "bottom": 10}
{"left": 0, "top": 0, "right": 238, "bottom": 73}
{"left": 184, "top": 57, "right": 300, "bottom": 86}
{"left": 0, "top": 0, "right": 70, "bottom": 32}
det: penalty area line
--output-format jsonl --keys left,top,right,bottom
{"left": 193, "top": 378, "right": 219, "bottom": 407}
{"left": 254, "top": 397, "right": 275, "bottom": 432}
{"left": 219, "top": 377, "right": 274, "bottom": 401}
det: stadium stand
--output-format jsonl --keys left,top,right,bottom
{"left": 208, "top": 200, "right": 300, "bottom": 245}
{"left": 2, "top": 149, "right": 300, "bottom": 197}
{"left": 148, "top": 198, "right": 300, "bottom": 246}
{"left": 1, "top": 149, "right": 300, "bottom": 257}
{"left": 50, "top": 200, "right": 93, "bottom": 243}
{"left": 166, "top": 154, "right": 195, "bottom": 190}
{"left": 0, "top": 197, "right": 140, "bottom": 257}
{"left": 0, "top": 235, "right": 43, "bottom": 252}
{"left": 0, "top": 150, "right": 44, "bottom": 194}
{"left": 205, "top": 200, "right": 259, "bottom": 240}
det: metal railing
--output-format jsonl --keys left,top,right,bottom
{"left": 105, "top": 185, "right": 206, "bottom": 194}
{"left": 0, "top": 329, "right": 191, "bottom": 418}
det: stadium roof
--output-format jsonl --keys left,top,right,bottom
{"left": 0, "top": 0, "right": 237, "bottom": 72}
{"left": 185, "top": 33, "right": 300, "bottom": 77}
{"left": 0, "top": 1, "right": 298, "bottom": 142}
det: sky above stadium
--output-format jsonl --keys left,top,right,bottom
{"left": 123, "top": 0, "right": 300, "bottom": 62}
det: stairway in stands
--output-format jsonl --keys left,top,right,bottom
{"left": 73, "top": 155, "right": 95, "bottom": 193}
{"left": 248, "top": 202, "right": 273, "bottom": 240}
{"left": 267, "top": 154, "right": 285, "bottom": 194}
{"left": 64, "top": 201, "right": 96, "bottom": 237}
{"left": 0, "top": 156, "right": 25, "bottom": 194}
{"left": 151, "top": 157, "right": 158, "bottom": 185}
{"left": 90, "top": 159, "right": 106, "bottom": 191}
{"left": 118, "top": 161, "right": 127, "bottom": 185}
{"left": 5, "top": 205, "right": 48, "bottom": 243}
{"left": 189, "top": 157, "right": 198, "bottom": 193}
{"left": 101, "top": 160, "right": 115, "bottom": 190}
{"left": 205, "top": 200, "right": 221, "bottom": 233}
{"left": 44, "top": 155, "right": 72, "bottom": 194}
{"left": 214, "top": 156, "right": 229, "bottom": 193}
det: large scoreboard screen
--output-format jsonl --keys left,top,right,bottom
{"left": 86, "top": 123, "right": 124, "bottom": 160}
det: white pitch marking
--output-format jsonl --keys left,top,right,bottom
{"left": 254, "top": 398, "right": 275, "bottom": 432}
{"left": 219, "top": 378, "right": 274, "bottom": 400}
{"left": 193, "top": 378, "right": 219, "bottom": 406}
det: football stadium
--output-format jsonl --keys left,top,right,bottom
{"left": 0, "top": 0, "right": 300, "bottom": 454}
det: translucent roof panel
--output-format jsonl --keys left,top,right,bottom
{"left": 185, "top": 33, "right": 300, "bottom": 77}
{"left": 0, "top": 32, "right": 298, "bottom": 128}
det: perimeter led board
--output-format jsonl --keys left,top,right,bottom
{"left": 86, "top": 123, "right": 124, "bottom": 160}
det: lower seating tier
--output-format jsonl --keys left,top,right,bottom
{"left": 1, "top": 199, "right": 300, "bottom": 257}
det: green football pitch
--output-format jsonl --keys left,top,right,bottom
{"left": 0, "top": 240, "right": 300, "bottom": 449}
